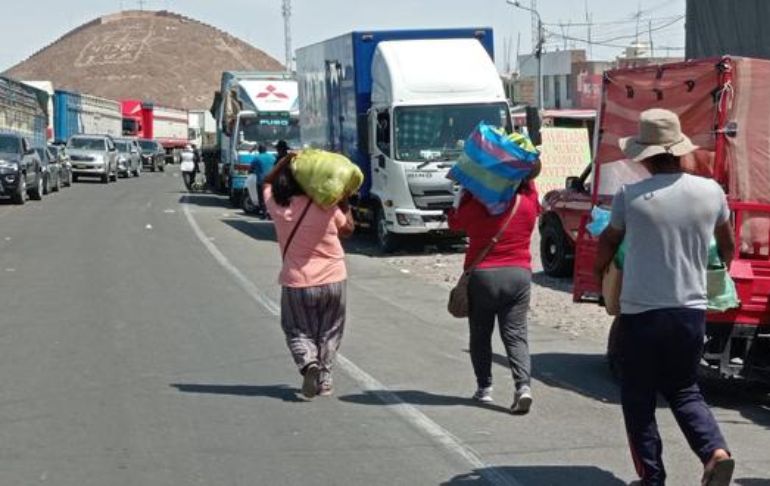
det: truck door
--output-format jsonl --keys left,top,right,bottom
{"left": 325, "top": 61, "right": 344, "bottom": 151}
{"left": 369, "top": 108, "right": 391, "bottom": 199}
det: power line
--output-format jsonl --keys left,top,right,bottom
{"left": 544, "top": 15, "right": 683, "bottom": 48}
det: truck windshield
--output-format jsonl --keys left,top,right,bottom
{"left": 0, "top": 135, "right": 19, "bottom": 153}
{"left": 69, "top": 138, "right": 106, "bottom": 151}
{"left": 394, "top": 103, "right": 511, "bottom": 162}
{"left": 239, "top": 116, "right": 300, "bottom": 148}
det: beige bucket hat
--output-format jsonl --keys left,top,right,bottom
{"left": 619, "top": 108, "right": 698, "bottom": 162}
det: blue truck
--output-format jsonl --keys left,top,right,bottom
{"left": 296, "top": 28, "right": 512, "bottom": 252}
{"left": 53, "top": 90, "right": 122, "bottom": 143}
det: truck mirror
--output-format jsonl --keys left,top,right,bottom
{"left": 566, "top": 176, "right": 583, "bottom": 191}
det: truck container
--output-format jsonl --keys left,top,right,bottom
{"left": 121, "top": 100, "right": 189, "bottom": 163}
{"left": 211, "top": 71, "right": 299, "bottom": 203}
{"left": 188, "top": 109, "right": 216, "bottom": 148}
{"left": 53, "top": 89, "right": 122, "bottom": 142}
{"left": 21, "top": 81, "right": 54, "bottom": 141}
{"left": 295, "top": 28, "right": 511, "bottom": 252}
{"left": 1, "top": 76, "right": 48, "bottom": 149}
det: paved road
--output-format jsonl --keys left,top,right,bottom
{"left": 0, "top": 169, "right": 767, "bottom": 486}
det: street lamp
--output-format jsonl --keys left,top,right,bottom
{"left": 507, "top": 0, "right": 545, "bottom": 110}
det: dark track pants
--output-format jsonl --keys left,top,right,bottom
{"left": 619, "top": 308, "right": 728, "bottom": 485}
{"left": 468, "top": 266, "right": 531, "bottom": 391}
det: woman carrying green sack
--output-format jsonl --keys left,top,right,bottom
{"left": 264, "top": 154, "right": 356, "bottom": 400}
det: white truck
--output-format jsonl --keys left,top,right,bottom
{"left": 188, "top": 109, "right": 216, "bottom": 148}
{"left": 296, "top": 28, "right": 511, "bottom": 252}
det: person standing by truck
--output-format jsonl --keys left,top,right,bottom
{"left": 447, "top": 162, "right": 541, "bottom": 415}
{"left": 264, "top": 156, "right": 355, "bottom": 399}
{"left": 248, "top": 144, "right": 276, "bottom": 216}
{"left": 594, "top": 109, "right": 735, "bottom": 486}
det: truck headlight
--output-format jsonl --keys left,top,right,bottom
{"left": 396, "top": 213, "right": 424, "bottom": 227}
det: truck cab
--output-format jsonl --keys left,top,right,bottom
{"left": 297, "top": 29, "right": 510, "bottom": 252}
{"left": 213, "top": 72, "right": 299, "bottom": 206}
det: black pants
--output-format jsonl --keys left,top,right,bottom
{"left": 256, "top": 182, "right": 266, "bottom": 213}
{"left": 619, "top": 308, "right": 728, "bottom": 485}
{"left": 468, "top": 266, "right": 531, "bottom": 390}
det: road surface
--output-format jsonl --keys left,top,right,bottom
{"left": 0, "top": 169, "right": 767, "bottom": 485}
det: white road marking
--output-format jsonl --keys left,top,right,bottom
{"left": 181, "top": 197, "right": 522, "bottom": 486}
{"left": 145, "top": 224, "right": 153, "bottom": 230}
{"left": 164, "top": 209, "right": 176, "bottom": 214}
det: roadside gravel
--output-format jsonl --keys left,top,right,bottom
{"left": 376, "top": 232, "right": 615, "bottom": 343}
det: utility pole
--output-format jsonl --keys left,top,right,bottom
{"left": 585, "top": 1, "right": 592, "bottom": 59}
{"left": 648, "top": 20, "right": 655, "bottom": 57}
{"left": 138, "top": 0, "right": 145, "bottom": 10}
{"left": 509, "top": 0, "right": 544, "bottom": 109}
{"left": 282, "top": 0, "right": 292, "bottom": 73}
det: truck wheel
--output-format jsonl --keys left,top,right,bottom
{"left": 12, "top": 176, "right": 27, "bottom": 205}
{"left": 540, "top": 218, "right": 574, "bottom": 277}
{"left": 29, "top": 172, "right": 43, "bottom": 200}
{"left": 242, "top": 191, "right": 258, "bottom": 214}
{"left": 376, "top": 207, "right": 400, "bottom": 254}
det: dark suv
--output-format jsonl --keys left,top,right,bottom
{"left": 138, "top": 139, "right": 165, "bottom": 172}
{"left": 0, "top": 132, "right": 44, "bottom": 204}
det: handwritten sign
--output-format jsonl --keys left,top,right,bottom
{"left": 537, "top": 127, "right": 591, "bottom": 195}
{"left": 75, "top": 26, "right": 152, "bottom": 67}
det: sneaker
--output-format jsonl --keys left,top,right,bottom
{"left": 472, "top": 386, "right": 494, "bottom": 403}
{"left": 301, "top": 363, "right": 320, "bottom": 399}
{"left": 511, "top": 386, "right": 533, "bottom": 415}
{"left": 318, "top": 381, "right": 334, "bottom": 397}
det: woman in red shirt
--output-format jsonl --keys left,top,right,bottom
{"left": 447, "top": 165, "right": 541, "bottom": 414}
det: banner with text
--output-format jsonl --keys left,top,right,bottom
{"left": 538, "top": 127, "right": 592, "bottom": 196}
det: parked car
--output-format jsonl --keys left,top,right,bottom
{"left": 114, "top": 138, "right": 141, "bottom": 178}
{"left": 138, "top": 139, "right": 165, "bottom": 172}
{"left": 67, "top": 135, "right": 118, "bottom": 183}
{"left": 0, "top": 132, "right": 44, "bottom": 204}
{"left": 48, "top": 144, "right": 73, "bottom": 187}
{"left": 35, "top": 147, "right": 61, "bottom": 194}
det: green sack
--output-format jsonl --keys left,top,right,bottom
{"left": 707, "top": 241, "right": 740, "bottom": 312}
{"left": 291, "top": 149, "right": 364, "bottom": 209}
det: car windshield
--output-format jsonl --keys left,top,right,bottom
{"left": 138, "top": 140, "right": 156, "bottom": 151}
{"left": 238, "top": 116, "right": 300, "bottom": 148}
{"left": 393, "top": 103, "right": 511, "bottom": 162}
{"left": 0, "top": 135, "right": 19, "bottom": 153}
{"left": 115, "top": 141, "right": 131, "bottom": 152}
{"left": 69, "top": 138, "right": 106, "bottom": 151}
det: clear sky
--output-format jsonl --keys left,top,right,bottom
{"left": 0, "top": 0, "right": 687, "bottom": 72}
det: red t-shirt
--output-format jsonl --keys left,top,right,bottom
{"left": 447, "top": 181, "right": 540, "bottom": 271}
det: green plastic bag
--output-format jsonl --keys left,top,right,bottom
{"left": 707, "top": 241, "right": 740, "bottom": 312}
{"left": 291, "top": 149, "right": 364, "bottom": 209}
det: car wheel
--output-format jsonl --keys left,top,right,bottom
{"left": 540, "top": 218, "right": 575, "bottom": 277}
{"left": 376, "top": 207, "right": 400, "bottom": 254}
{"left": 43, "top": 174, "right": 50, "bottom": 195}
{"left": 12, "top": 175, "right": 27, "bottom": 205}
{"left": 101, "top": 173, "right": 109, "bottom": 184}
{"left": 29, "top": 172, "right": 43, "bottom": 200}
{"left": 72, "top": 174, "right": 79, "bottom": 183}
